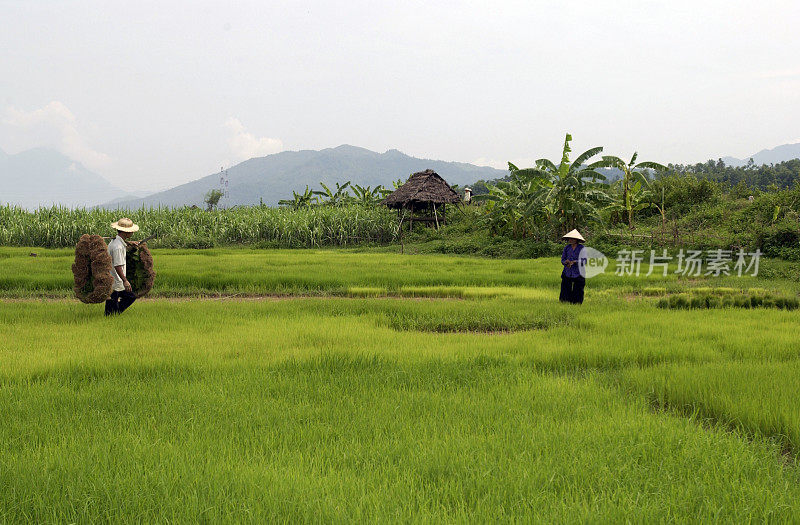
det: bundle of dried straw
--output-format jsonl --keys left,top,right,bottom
{"left": 72, "top": 234, "right": 113, "bottom": 303}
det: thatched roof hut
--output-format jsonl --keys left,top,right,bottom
{"left": 383, "top": 170, "right": 460, "bottom": 210}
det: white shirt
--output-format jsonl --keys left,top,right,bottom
{"left": 108, "top": 235, "right": 127, "bottom": 292}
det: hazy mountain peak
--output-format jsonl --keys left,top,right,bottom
{"left": 327, "top": 144, "right": 378, "bottom": 156}
{"left": 0, "top": 147, "right": 123, "bottom": 209}
{"left": 722, "top": 142, "right": 800, "bottom": 167}
{"left": 383, "top": 149, "right": 406, "bottom": 157}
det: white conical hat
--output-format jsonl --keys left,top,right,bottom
{"left": 562, "top": 229, "right": 585, "bottom": 242}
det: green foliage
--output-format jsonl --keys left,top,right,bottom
{"left": 649, "top": 174, "right": 721, "bottom": 216}
{"left": 125, "top": 249, "right": 146, "bottom": 293}
{"left": 313, "top": 181, "right": 352, "bottom": 207}
{"left": 666, "top": 158, "right": 800, "bottom": 190}
{"left": 398, "top": 206, "right": 561, "bottom": 258}
{"left": 286, "top": 180, "right": 393, "bottom": 208}
{"left": 278, "top": 186, "right": 317, "bottom": 209}
{"left": 351, "top": 184, "right": 389, "bottom": 205}
{"left": 476, "top": 134, "right": 611, "bottom": 238}
{"left": 758, "top": 218, "right": 800, "bottom": 258}
{"left": 203, "top": 189, "right": 224, "bottom": 211}
{"left": 602, "top": 153, "right": 665, "bottom": 229}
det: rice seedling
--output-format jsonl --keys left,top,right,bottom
{"left": 619, "top": 361, "right": 800, "bottom": 453}
{"left": 657, "top": 289, "right": 800, "bottom": 310}
{"left": 1, "top": 298, "right": 799, "bottom": 521}
{"left": 4, "top": 247, "right": 800, "bottom": 299}
{"left": 126, "top": 243, "right": 156, "bottom": 297}
{"left": 346, "top": 286, "right": 387, "bottom": 297}
{"left": 2, "top": 248, "right": 800, "bottom": 520}
{"left": 374, "top": 297, "right": 575, "bottom": 333}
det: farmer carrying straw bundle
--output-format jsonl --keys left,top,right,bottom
{"left": 559, "top": 229, "right": 587, "bottom": 304}
{"left": 105, "top": 217, "right": 140, "bottom": 316}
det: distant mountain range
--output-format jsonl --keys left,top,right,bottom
{"left": 104, "top": 145, "right": 509, "bottom": 208}
{"left": 3, "top": 142, "right": 800, "bottom": 209}
{"left": 721, "top": 143, "right": 800, "bottom": 167}
{"left": 0, "top": 147, "right": 133, "bottom": 209}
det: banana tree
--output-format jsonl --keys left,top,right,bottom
{"left": 352, "top": 184, "right": 386, "bottom": 206}
{"left": 313, "top": 181, "right": 352, "bottom": 207}
{"left": 606, "top": 178, "right": 654, "bottom": 227}
{"left": 474, "top": 134, "right": 608, "bottom": 236}
{"left": 602, "top": 153, "right": 665, "bottom": 229}
{"left": 474, "top": 179, "right": 541, "bottom": 237}
{"left": 521, "top": 133, "right": 611, "bottom": 234}
{"left": 278, "top": 186, "right": 317, "bottom": 209}
{"left": 476, "top": 134, "right": 609, "bottom": 236}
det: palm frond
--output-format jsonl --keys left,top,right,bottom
{"left": 472, "top": 194, "right": 500, "bottom": 202}
{"left": 535, "top": 158, "right": 558, "bottom": 171}
{"left": 570, "top": 147, "right": 603, "bottom": 172}
{"left": 601, "top": 155, "right": 627, "bottom": 171}
{"left": 635, "top": 161, "right": 667, "bottom": 172}
{"left": 578, "top": 169, "right": 607, "bottom": 181}
{"left": 587, "top": 158, "right": 615, "bottom": 170}
{"left": 630, "top": 171, "right": 650, "bottom": 186}
{"left": 560, "top": 133, "right": 573, "bottom": 168}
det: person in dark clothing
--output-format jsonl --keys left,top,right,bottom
{"left": 560, "top": 229, "right": 587, "bottom": 304}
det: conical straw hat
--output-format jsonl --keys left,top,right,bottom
{"left": 562, "top": 229, "right": 585, "bottom": 242}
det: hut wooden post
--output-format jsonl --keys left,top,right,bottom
{"left": 433, "top": 204, "right": 440, "bottom": 230}
{"left": 397, "top": 208, "right": 404, "bottom": 254}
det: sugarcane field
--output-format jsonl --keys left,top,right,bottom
{"left": 3, "top": 2, "right": 800, "bottom": 522}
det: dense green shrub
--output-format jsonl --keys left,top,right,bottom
{"left": 651, "top": 175, "right": 721, "bottom": 216}
{"left": 757, "top": 219, "right": 800, "bottom": 258}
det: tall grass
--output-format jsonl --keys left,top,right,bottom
{"left": 0, "top": 204, "right": 398, "bottom": 248}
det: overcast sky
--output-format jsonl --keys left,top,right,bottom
{"left": 1, "top": 0, "right": 799, "bottom": 193}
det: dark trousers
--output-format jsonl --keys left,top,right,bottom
{"left": 560, "top": 275, "right": 585, "bottom": 304}
{"left": 105, "top": 290, "right": 137, "bottom": 316}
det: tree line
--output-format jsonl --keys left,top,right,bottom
{"left": 666, "top": 158, "right": 800, "bottom": 190}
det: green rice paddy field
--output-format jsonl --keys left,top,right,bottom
{"left": 1, "top": 247, "right": 799, "bottom": 522}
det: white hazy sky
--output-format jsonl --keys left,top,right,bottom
{"left": 1, "top": 0, "right": 799, "bottom": 193}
